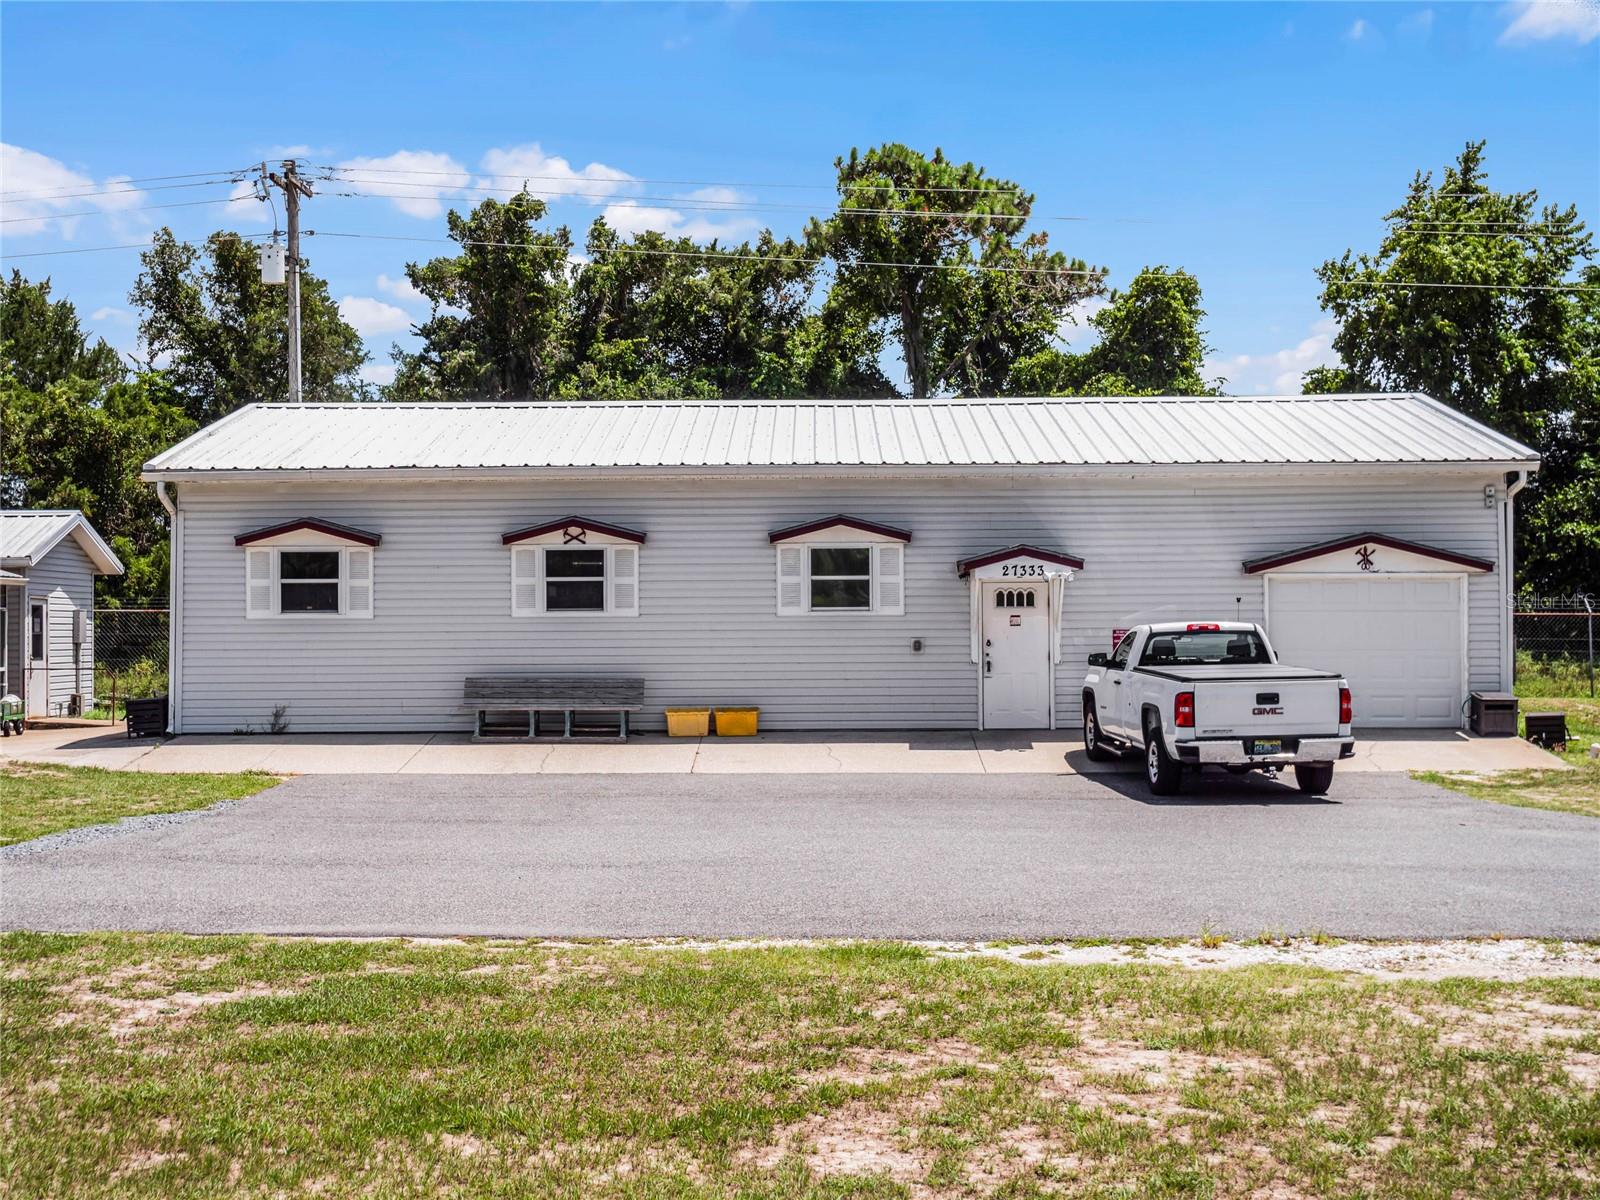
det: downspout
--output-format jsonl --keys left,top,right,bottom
{"left": 156, "top": 482, "right": 181, "bottom": 736}
{"left": 1502, "top": 470, "right": 1529, "bottom": 693}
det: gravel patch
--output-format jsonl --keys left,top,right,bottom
{"left": 0, "top": 800, "right": 246, "bottom": 859}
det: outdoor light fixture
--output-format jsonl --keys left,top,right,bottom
{"left": 1484, "top": 484, "right": 1497, "bottom": 508}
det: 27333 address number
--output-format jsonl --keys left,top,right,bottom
{"left": 1000, "top": 563, "right": 1047, "bottom": 577}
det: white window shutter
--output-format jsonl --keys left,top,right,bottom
{"left": 345, "top": 548, "right": 374, "bottom": 618}
{"left": 873, "top": 543, "right": 905, "bottom": 615}
{"left": 608, "top": 545, "right": 639, "bottom": 616}
{"left": 511, "top": 546, "right": 541, "bottom": 616}
{"left": 245, "top": 549, "right": 275, "bottom": 618}
{"left": 776, "top": 545, "right": 805, "bottom": 615}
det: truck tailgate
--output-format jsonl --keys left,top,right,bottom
{"left": 1193, "top": 678, "right": 1340, "bottom": 738}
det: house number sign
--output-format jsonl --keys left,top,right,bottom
{"left": 1000, "top": 563, "right": 1047, "bottom": 577}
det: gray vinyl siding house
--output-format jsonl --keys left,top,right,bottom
{"left": 143, "top": 396, "right": 1539, "bottom": 737}
{"left": 1, "top": 511, "right": 124, "bottom": 717}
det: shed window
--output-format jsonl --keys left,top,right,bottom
{"left": 244, "top": 545, "right": 375, "bottom": 619}
{"left": 279, "top": 551, "right": 341, "bottom": 613}
{"left": 544, "top": 548, "right": 607, "bottom": 612}
{"left": 508, "top": 543, "right": 640, "bottom": 617}
{"left": 809, "top": 546, "right": 872, "bottom": 610}
{"left": 775, "top": 541, "right": 905, "bottom": 616}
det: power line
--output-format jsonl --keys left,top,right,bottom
{"left": 314, "top": 162, "right": 1028, "bottom": 195}
{"left": 0, "top": 165, "right": 254, "bottom": 198}
{"left": 322, "top": 177, "right": 1051, "bottom": 222}
{"left": 0, "top": 193, "right": 257, "bottom": 224}
{"left": 0, "top": 231, "right": 273, "bottom": 260}
{"left": 0, "top": 176, "right": 248, "bottom": 203}
{"left": 306, "top": 229, "right": 1111, "bottom": 278}
{"left": 307, "top": 230, "right": 1600, "bottom": 291}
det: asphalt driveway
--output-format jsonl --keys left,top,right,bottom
{"left": 3, "top": 771, "right": 1595, "bottom": 939}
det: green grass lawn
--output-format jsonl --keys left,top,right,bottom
{"left": 0, "top": 763, "right": 279, "bottom": 847}
{"left": 2, "top": 934, "right": 1596, "bottom": 1198}
{"left": 1417, "top": 696, "right": 1600, "bottom": 819}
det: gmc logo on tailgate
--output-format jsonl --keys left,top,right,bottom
{"left": 1252, "top": 706, "right": 1284, "bottom": 716}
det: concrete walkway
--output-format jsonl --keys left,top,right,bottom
{"left": 0, "top": 721, "right": 1566, "bottom": 775}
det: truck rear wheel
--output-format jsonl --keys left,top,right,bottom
{"left": 1083, "top": 706, "right": 1116, "bottom": 762}
{"left": 1144, "top": 724, "right": 1183, "bottom": 795}
{"left": 1294, "top": 763, "right": 1335, "bottom": 795}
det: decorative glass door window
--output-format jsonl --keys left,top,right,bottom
{"left": 809, "top": 546, "right": 872, "bottom": 610}
{"left": 544, "top": 548, "right": 607, "bottom": 611}
{"left": 278, "top": 550, "right": 341, "bottom": 613}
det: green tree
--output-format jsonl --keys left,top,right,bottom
{"left": 1309, "top": 142, "right": 1597, "bottom": 593}
{"left": 1, "top": 373, "right": 193, "bottom": 606}
{"left": 130, "top": 229, "right": 366, "bottom": 422}
{"left": 808, "top": 144, "right": 1104, "bottom": 398}
{"left": 1006, "top": 268, "right": 1214, "bottom": 396}
{"left": 0, "top": 271, "right": 123, "bottom": 391}
{"left": 389, "top": 192, "right": 575, "bottom": 401}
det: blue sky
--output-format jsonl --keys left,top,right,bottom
{"left": 3, "top": 1, "right": 1596, "bottom": 394}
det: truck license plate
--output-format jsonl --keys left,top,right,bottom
{"left": 1251, "top": 738, "right": 1283, "bottom": 756}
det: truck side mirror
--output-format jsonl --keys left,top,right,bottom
{"left": 1087, "top": 652, "right": 1108, "bottom": 667}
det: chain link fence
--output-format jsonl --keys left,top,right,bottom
{"left": 1512, "top": 594, "right": 1596, "bottom": 698}
{"left": 91, "top": 608, "right": 169, "bottom": 720}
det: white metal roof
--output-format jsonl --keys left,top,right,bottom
{"left": 0, "top": 510, "right": 125, "bottom": 574}
{"left": 142, "top": 394, "right": 1539, "bottom": 479}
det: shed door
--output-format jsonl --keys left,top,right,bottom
{"left": 982, "top": 584, "right": 1051, "bottom": 729}
{"left": 1267, "top": 575, "right": 1465, "bottom": 728}
{"left": 26, "top": 599, "right": 48, "bottom": 717}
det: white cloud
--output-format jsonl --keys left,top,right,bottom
{"left": 476, "top": 142, "right": 634, "bottom": 202}
{"left": 338, "top": 295, "right": 413, "bottom": 337}
{"left": 223, "top": 177, "right": 273, "bottom": 226}
{"left": 376, "top": 272, "right": 425, "bottom": 304}
{"left": 1346, "top": 17, "right": 1369, "bottom": 39}
{"left": 359, "top": 362, "right": 397, "bottom": 386}
{"left": 1499, "top": 0, "right": 1600, "bottom": 44}
{"left": 1400, "top": 7, "right": 1435, "bottom": 36}
{"left": 1206, "top": 317, "right": 1340, "bottom": 396}
{"left": 332, "top": 150, "right": 471, "bottom": 219}
{"left": 0, "top": 144, "right": 150, "bottom": 238}
{"left": 600, "top": 200, "right": 760, "bottom": 243}
{"left": 90, "top": 306, "right": 135, "bottom": 325}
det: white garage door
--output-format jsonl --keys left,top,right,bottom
{"left": 1267, "top": 575, "right": 1465, "bottom": 728}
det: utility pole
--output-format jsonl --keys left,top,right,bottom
{"left": 265, "top": 160, "right": 314, "bottom": 402}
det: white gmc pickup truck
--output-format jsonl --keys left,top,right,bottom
{"left": 1082, "top": 622, "right": 1354, "bottom": 796}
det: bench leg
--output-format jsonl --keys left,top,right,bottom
{"left": 564, "top": 710, "right": 573, "bottom": 739}
{"left": 620, "top": 711, "right": 629, "bottom": 740}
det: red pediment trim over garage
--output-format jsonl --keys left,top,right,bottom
{"left": 1242, "top": 532, "right": 1493, "bottom": 574}
{"left": 768, "top": 515, "right": 912, "bottom": 543}
{"left": 234, "top": 518, "right": 382, "bottom": 547}
{"left": 501, "top": 516, "right": 647, "bottom": 546}
{"left": 956, "top": 544, "right": 1085, "bottom": 578}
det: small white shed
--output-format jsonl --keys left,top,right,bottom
{"left": 0, "top": 510, "right": 125, "bottom": 717}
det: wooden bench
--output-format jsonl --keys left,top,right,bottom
{"left": 462, "top": 676, "right": 645, "bottom": 742}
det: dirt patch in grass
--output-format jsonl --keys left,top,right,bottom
{"left": 7, "top": 934, "right": 1600, "bottom": 1199}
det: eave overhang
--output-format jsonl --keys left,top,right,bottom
{"left": 768, "top": 514, "right": 912, "bottom": 544}
{"left": 501, "top": 516, "right": 646, "bottom": 546}
{"left": 1243, "top": 532, "right": 1493, "bottom": 574}
{"left": 957, "top": 544, "right": 1085, "bottom": 578}
{"left": 234, "top": 518, "right": 382, "bottom": 548}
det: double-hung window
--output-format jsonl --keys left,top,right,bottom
{"left": 771, "top": 516, "right": 909, "bottom": 616}
{"left": 504, "top": 518, "right": 643, "bottom": 617}
{"left": 236, "top": 519, "right": 379, "bottom": 619}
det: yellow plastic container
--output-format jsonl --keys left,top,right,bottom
{"left": 665, "top": 707, "right": 711, "bottom": 737}
{"left": 714, "top": 707, "right": 760, "bottom": 737}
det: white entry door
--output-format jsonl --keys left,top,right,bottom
{"left": 1268, "top": 574, "right": 1465, "bottom": 727}
{"left": 982, "top": 584, "right": 1051, "bottom": 728}
{"left": 26, "top": 599, "right": 48, "bottom": 717}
